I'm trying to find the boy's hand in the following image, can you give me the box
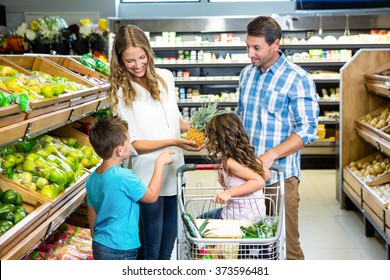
[157,151,175,166]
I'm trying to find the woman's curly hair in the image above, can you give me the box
[108,25,167,113]
[205,112,266,179]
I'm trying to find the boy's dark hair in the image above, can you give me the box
[89,116,129,160]
[247,16,282,46]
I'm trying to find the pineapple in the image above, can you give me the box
[186,102,218,147]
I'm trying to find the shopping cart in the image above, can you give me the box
[176,163,286,260]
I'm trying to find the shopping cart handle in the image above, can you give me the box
[176,163,218,177]
[270,164,284,174]
[177,164,196,177]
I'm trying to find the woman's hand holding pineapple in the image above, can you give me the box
[175,138,204,151]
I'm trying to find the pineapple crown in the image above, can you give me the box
[191,102,218,131]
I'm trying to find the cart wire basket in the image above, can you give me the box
[176,163,286,260]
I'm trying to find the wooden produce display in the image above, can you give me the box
[341,49,390,258]
[43,55,110,92]
[0,171,89,216]
[1,188,86,260]
[1,56,73,112]
[2,55,100,118]
[356,106,390,142]
[364,62,390,97]
[0,104,26,129]
[0,182,51,258]
[65,199,88,228]
[50,123,101,173]
[0,54,108,259]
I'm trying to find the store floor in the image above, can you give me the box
[184,169,388,260]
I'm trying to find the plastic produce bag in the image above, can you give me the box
[80,53,96,70]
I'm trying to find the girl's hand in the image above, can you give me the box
[212,191,231,204]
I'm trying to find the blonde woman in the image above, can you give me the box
[108,25,202,260]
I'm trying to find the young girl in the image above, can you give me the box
[204,112,271,222]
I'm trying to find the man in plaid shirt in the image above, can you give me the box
[237,16,319,260]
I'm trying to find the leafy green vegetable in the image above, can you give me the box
[240,215,278,239]
[181,212,214,238]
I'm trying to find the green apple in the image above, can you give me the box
[25,153,39,161]
[22,159,37,174]
[60,138,68,145]
[67,138,77,147]
[47,168,67,186]
[43,144,56,155]
[0,65,14,76]
[41,135,53,144]
[81,158,91,168]
[41,84,54,98]
[15,163,23,171]
[24,182,37,192]
[2,154,17,169]
[40,185,57,199]
[59,146,70,156]
[18,172,33,184]
[53,84,64,96]
[82,147,94,158]
[37,167,50,178]
[66,156,75,163]
[36,177,49,189]
[13,153,24,165]
[89,154,101,167]
[77,162,85,172]
[67,150,83,160]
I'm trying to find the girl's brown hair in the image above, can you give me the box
[108,25,167,113]
[205,112,265,179]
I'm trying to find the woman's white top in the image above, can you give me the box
[116,68,185,196]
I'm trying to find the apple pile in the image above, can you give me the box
[32,71,88,94]
[0,64,89,100]
[0,134,101,199]
[0,65,64,100]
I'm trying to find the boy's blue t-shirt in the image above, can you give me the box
[86,166,147,250]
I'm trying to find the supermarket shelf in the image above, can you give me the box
[173,76,339,85]
[178,101,237,107]
[155,62,249,68]
[156,61,346,68]
[152,43,390,51]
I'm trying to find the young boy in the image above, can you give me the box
[86,116,174,260]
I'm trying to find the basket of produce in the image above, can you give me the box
[364,63,390,97]
[0,132,100,215]
[356,105,390,142]
[0,182,51,258]
[2,55,100,110]
[0,90,29,128]
[44,55,109,92]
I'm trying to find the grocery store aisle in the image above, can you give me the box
[185,169,387,260]
[299,169,386,260]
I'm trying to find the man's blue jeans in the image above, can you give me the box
[138,195,177,260]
